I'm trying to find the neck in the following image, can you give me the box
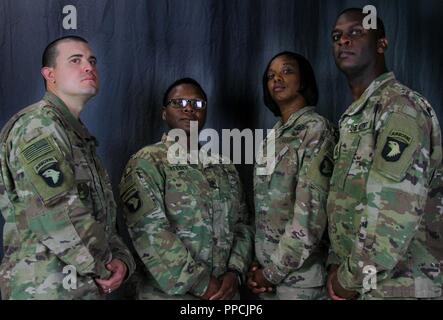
[48,88,89,119]
[346,63,388,101]
[279,96,306,124]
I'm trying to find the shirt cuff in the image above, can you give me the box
[262,264,287,285]
[188,267,211,297]
[336,259,361,291]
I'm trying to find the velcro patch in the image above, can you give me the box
[34,156,58,173]
[121,185,142,213]
[38,162,64,188]
[77,182,90,200]
[320,155,334,177]
[21,138,53,163]
[381,136,409,162]
[18,134,74,206]
[374,113,419,181]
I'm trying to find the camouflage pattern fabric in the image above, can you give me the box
[327,72,443,299]
[254,106,336,299]
[119,134,253,299]
[0,92,135,299]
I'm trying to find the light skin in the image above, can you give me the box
[41,40,99,118]
[331,11,388,100]
[42,40,127,294]
[265,55,307,124]
[95,259,128,295]
[327,11,389,300]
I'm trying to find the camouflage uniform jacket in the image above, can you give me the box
[119,134,253,299]
[254,107,336,288]
[327,72,443,298]
[0,92,135,300]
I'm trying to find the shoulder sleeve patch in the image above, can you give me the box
[119,167,159,227]
[374,112,420,181]
[17,134,74,206]
[306,137,335,192]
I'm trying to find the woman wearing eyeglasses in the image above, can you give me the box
[119,78,253,300]
[247,52,336,300]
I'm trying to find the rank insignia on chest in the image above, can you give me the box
[77,182,90,200]
[320,156,334,177]
[381,130,412,162]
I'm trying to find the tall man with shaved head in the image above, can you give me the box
[326,8,443,300]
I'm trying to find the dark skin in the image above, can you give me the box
[162,83,239,300]
[209,272,239,300]
[265,55,307,124]
[246,262,274,294]
[331,11,389,101]
[247,55,308,295]
[327,11,389,300]
[162,83,207,143]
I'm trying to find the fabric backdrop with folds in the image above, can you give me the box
[1,0,442,299]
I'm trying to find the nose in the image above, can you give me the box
[273,73,283,83]
[83,61,95,73]
[183,101,195,113]
[338,34,351,46]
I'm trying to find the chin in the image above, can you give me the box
[336,62,359,75]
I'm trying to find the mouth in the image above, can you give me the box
[82,77,97,83]
[338,51,355,59]
[272,84,286,93]
[181,117,197,122]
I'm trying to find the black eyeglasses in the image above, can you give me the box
[167,98,207,110]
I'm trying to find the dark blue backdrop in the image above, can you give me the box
[1,0,443,299]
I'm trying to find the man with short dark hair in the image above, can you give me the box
[0,36,135,299]
[326,8,443,300]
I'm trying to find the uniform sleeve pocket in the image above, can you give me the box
[373,113,419,182]
[18,134,74,206]
[120,171,159,227]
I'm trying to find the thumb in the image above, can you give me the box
[106,262,117,271]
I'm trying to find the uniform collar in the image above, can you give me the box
[344,72,395,116]
[161,132,229,168]
[43,91,94,141]
[273,106,315,135]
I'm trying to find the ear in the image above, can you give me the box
[41,67,55,83]
[377,38,388,54]
[161,107,166,121]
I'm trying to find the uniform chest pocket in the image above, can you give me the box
[72,143,92,179]
[164,165,207,216]
[331,133,361,190]
[71,144,97,210]
[331,119,373,191]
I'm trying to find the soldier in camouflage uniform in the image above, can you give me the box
[248,52,336,300]
[0,36,135,299]
[327,9,443,300]
[119,78,253,300]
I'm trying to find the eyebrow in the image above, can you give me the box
[268,62,296,71]
[332,22,363,34]
[67,54,97,61]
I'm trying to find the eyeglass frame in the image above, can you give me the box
[166,98,207,110]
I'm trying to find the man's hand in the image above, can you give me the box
[327,265,357,300]
[246,264,274,294]
[199,275,221,300]
[209,272,239,300]
[95,259,128,294]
